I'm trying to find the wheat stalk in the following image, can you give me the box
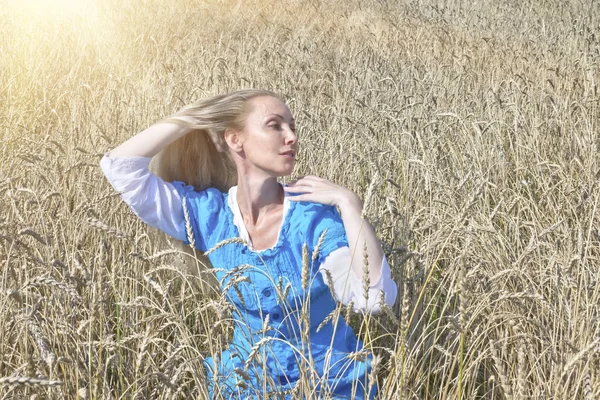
[182,196,196,249]
[312,229,328,264]
[18,227,48,245]
[204,237,247,255]
[301,243,310,292]
[490,340,513,400]
[323,268,337,300]
[25,276,81,303]
[362,242,370,306]
[244,337,274,371]
[0,376,63,387]
[87,217,130,239]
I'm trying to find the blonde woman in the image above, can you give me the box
[100,89,397,399]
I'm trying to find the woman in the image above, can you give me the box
[100,89,397,399]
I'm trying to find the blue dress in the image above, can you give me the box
[173,183,377,399]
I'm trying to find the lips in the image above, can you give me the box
[281,150,296,158]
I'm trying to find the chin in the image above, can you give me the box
[273,163,295,177]
[275,168,294,178]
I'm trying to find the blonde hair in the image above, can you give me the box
[153,89,282,192]
[150,89,283,291]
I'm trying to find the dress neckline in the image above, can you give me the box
[226,185,292,254]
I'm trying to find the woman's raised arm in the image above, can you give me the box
[109,119,195,158]
[99,116,199,241]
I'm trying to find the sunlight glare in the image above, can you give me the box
[8,0,99,19]
[6,0,110,50]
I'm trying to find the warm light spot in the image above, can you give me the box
[5,0,105,39]
[7,0,99,19]
[5,0,110,54]
[4,0,119,82]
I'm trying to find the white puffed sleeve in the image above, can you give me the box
[99,154,186,241]
[319,247,398,313]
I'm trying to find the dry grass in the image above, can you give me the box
[1,0,599,398]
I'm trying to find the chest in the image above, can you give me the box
[243,209,284,251]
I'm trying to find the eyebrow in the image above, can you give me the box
[266,114,295,124]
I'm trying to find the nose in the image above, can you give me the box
[285,126,297,145]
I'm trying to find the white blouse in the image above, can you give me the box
[100,155,397,312]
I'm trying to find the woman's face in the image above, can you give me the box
[236,96,298,177]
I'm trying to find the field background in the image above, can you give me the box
[1,0,599,398]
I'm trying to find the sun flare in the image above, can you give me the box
[5,0,112,67]
[7,0,99,18]
[6,0,104,37]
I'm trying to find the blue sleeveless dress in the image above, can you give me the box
[173,183,377,399]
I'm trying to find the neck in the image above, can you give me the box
[235,174,283,224]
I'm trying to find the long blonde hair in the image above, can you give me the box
[153,89,282,192]
[149,89,282,291]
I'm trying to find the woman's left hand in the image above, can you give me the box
[284,175,385,284]
[283,176,362,210]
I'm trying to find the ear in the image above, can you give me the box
[224,128,244,153]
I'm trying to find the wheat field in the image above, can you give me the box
[1,0,599,398]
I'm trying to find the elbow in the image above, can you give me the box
[352,281,398,315]
[99,154,111,178]
[375,283,399,314]
[384,279,399,310]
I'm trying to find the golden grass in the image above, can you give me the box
[1,0,599,398]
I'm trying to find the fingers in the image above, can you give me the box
[285,177,314,190]
[284,175,342,204]
[287,176,333,189]
[284,181,330,193]
[299,175,326,183]
[283,185,308,193]
[286,194,309,202]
